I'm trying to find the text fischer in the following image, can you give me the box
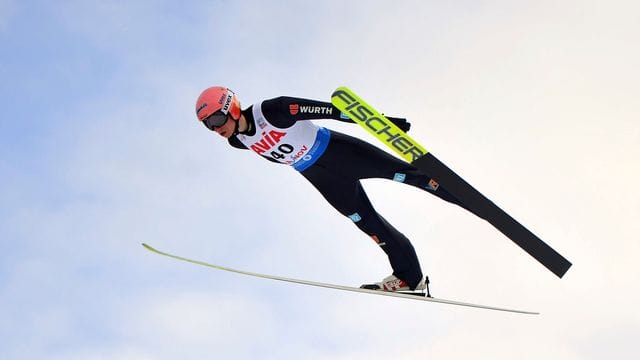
[332,90,425,162]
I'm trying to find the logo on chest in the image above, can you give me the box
[250,130,288,154]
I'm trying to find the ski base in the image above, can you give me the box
[143,243,539,315]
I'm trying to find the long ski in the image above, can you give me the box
[143,243,539,315]
[331,86,572,278]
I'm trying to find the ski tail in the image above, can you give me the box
[331,87,428,163]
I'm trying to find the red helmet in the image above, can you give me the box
[195,86,242,122]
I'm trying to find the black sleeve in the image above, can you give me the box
[260,96,344,127]
[260,96,411,131]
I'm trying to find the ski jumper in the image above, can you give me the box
[228,96,467,289]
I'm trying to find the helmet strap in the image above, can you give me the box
[232,117,241,135]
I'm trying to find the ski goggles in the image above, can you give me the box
[202,111,229,130]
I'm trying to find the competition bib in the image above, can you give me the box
[237,103,330,172]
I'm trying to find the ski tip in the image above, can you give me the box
[331,86,351,97]
[142,243,155,251]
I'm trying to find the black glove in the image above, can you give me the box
[384,115,411,132]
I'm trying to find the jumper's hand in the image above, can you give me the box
[384,115,411,132]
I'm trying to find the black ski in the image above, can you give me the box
[412,153,572,278]
[331,86,572,278]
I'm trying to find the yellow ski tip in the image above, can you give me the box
[142,243,156,252]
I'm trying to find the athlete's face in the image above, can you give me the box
[212,116,236,138]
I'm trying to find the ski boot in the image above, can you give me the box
[360,275,429,293]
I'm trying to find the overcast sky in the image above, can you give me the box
[1,0,639,359]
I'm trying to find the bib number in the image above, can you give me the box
[270,144,294,160]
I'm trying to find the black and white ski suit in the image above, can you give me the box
[228,96,465,289]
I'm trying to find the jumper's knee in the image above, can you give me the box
[348,211,389,235]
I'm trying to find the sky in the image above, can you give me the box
[1,0,639,359]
